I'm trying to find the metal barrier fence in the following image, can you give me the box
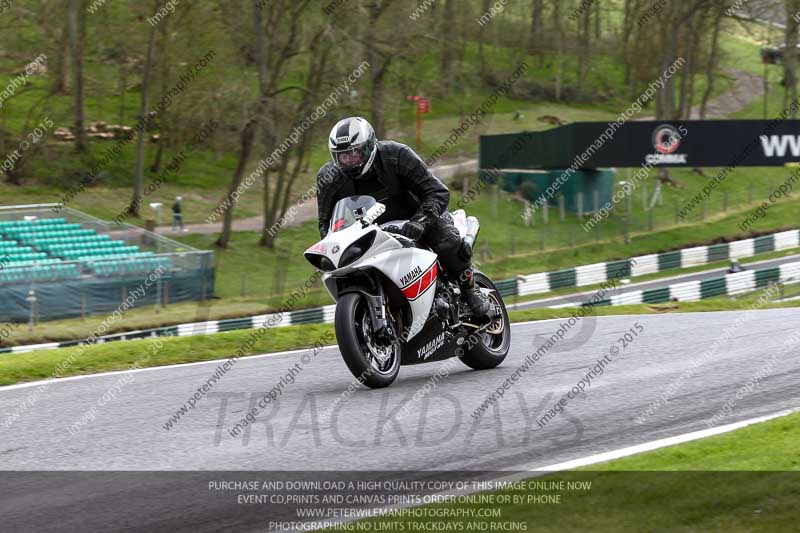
[0,204,215,321]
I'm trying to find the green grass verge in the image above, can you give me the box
[2,289,799,386]
[354,411,800,532]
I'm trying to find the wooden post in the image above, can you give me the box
[558,195,565,221]
[642,182,648,210]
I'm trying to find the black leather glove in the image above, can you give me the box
[383,225,403,235]
[400,220,426,240]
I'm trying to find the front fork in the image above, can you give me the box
[362,284,394,345]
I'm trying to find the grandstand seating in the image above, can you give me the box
[0,217,171,282]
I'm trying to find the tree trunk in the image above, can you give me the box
[363,1,392,137]
[67,0,86,152]
[622,0,633,85]
[128,0,161,218]
[439,0,455,91]
[151,19,171,173]
[51,17,70,95]
[699,9,723,119]
[216,119,257,248]
[577,6,591,84]
[594,0,601,39]
[785,0,800,116]
[656,20,678,119]
[526,0,543,54]
[478,0,490,82]
[118,59,127,125]
[554,0,563,100]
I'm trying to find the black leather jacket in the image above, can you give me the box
[316,140,449,237]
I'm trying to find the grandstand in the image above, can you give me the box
[0,204,215,322]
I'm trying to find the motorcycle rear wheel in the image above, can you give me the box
[334,292,401,389]
[459,271,511,370]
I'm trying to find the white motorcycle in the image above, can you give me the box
[304,195,510,388]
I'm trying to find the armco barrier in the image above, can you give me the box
[517,229,800,297]
[591,260,800,307]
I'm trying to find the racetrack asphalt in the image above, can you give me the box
[1,308,799,531]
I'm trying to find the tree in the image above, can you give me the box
[785,0,800,116]
[577,2,591,84]
[128,0,161,218]
[699,5,724,119]
[362,0,394,138]
[67,0,87,152]
[215,118,257,248]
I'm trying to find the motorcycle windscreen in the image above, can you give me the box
[329,195,377,233]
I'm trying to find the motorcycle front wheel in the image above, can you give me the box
[334,292,401,389]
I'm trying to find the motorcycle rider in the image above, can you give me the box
[316,116,489,317]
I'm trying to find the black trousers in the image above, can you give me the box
[419,212,472,280]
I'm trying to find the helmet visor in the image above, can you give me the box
[331,143,370,172]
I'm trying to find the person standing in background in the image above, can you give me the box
[172,196,185,232]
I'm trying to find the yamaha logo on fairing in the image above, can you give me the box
[417,332,446,360]
[400,265,422,286]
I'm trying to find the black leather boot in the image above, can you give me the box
[459,269,490,317]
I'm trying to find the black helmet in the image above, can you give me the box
[328,117,377,177]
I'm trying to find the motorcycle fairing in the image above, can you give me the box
[306,220,439,341]
[401,317,458,365]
